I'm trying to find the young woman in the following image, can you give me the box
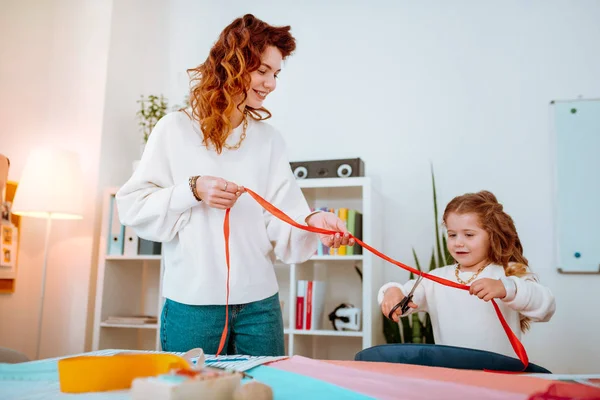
[379,190,555,358]
[117,14,353,356]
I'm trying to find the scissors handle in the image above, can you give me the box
[399,294,414,314]
[386,276,422,319]
[387,294,414,320]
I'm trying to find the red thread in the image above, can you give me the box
[216,188,529,371]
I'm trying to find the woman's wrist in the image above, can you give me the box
[189,175,202,202]
[304,210,322,225]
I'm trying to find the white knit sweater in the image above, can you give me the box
[116,111,319,305]
[378,264,556,358]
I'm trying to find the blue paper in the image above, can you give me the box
[246,365,374,400]
[0,360,59,381]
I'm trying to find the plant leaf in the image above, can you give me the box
[429,250,436,272]
[400,315,412,343]
[383,314,402,343]
[431,163,445,268]
[423,313,435,344]
[442,235,453,266]
[410,248,421,280]
[411,313,422,343]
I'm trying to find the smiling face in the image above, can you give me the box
[445,212,490,271]
[245,45,282,109]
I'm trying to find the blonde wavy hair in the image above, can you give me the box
[443,190,532,332]
[186,14,296,154]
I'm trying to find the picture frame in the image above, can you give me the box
[1,200,12,225]
[0,181,19,292]
[0,224,17,274]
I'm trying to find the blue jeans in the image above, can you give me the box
[160,292,285,356]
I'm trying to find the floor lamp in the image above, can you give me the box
[11,148,84,360]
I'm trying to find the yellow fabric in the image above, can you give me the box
[57,353,190,393]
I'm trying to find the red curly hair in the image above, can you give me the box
[442,190,533,332]
[187,14,296,154]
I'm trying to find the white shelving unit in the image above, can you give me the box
[277,177,384,360]
[92,177,383,359]
[92,187,164,351]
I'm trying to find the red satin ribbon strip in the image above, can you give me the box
[216,209,231,355]
[216,188,529,371]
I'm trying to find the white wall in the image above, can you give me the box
[0,0,113,359]
[2,0,599,374]
[98,0,171,191]
[157,0,600,373]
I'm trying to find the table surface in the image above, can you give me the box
[2,350,599,400]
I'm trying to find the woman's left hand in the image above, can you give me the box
[305,212,355,249]
[469,278,507,301]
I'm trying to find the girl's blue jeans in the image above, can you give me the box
[160,292,285,356]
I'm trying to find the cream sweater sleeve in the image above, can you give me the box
[263,132,319,264]
[501,274,556,322]
[116,115,198,242]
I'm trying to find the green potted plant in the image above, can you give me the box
[132,95,168,172]
[383,164,453,344]
[136,94,168,145]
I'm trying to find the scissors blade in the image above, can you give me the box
[407,274,423,297]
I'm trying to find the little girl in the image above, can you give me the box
[379,190,555,358]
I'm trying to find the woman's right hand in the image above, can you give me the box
[195,176,245,209]
[381,287,417,322]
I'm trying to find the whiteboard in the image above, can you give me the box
[551,99,600,273]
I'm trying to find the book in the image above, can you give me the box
[295,280,306,329]
[305,280,327,330]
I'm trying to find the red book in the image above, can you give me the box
[296,280,306,329]
[306,281,313,330]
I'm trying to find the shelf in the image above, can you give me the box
[284,329,363,337]
[100,322,158,329]
[297,177,369,189]
[105,255,162,261]
[310,255,363,261]
[276,255,363,267]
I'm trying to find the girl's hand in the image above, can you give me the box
[381,287,417,322]
[469,278,507,301]
[195,176,244,209]
[305,211,355,249]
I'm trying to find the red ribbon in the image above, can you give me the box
[216,188,529,371]
[217,208,231,355]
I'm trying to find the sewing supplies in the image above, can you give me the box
[57,353,190,393]
[131,367,243,400]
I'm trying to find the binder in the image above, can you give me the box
[123,226,139,256]
[138,238,161,255]
[107,195,125,255]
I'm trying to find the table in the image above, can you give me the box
[1,350,599,399]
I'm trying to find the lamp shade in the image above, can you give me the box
[12,148,84,220]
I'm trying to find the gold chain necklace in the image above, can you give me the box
[224,115,248,150]
[455,263,488,285]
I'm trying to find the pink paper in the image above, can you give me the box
[269,356,527,400]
